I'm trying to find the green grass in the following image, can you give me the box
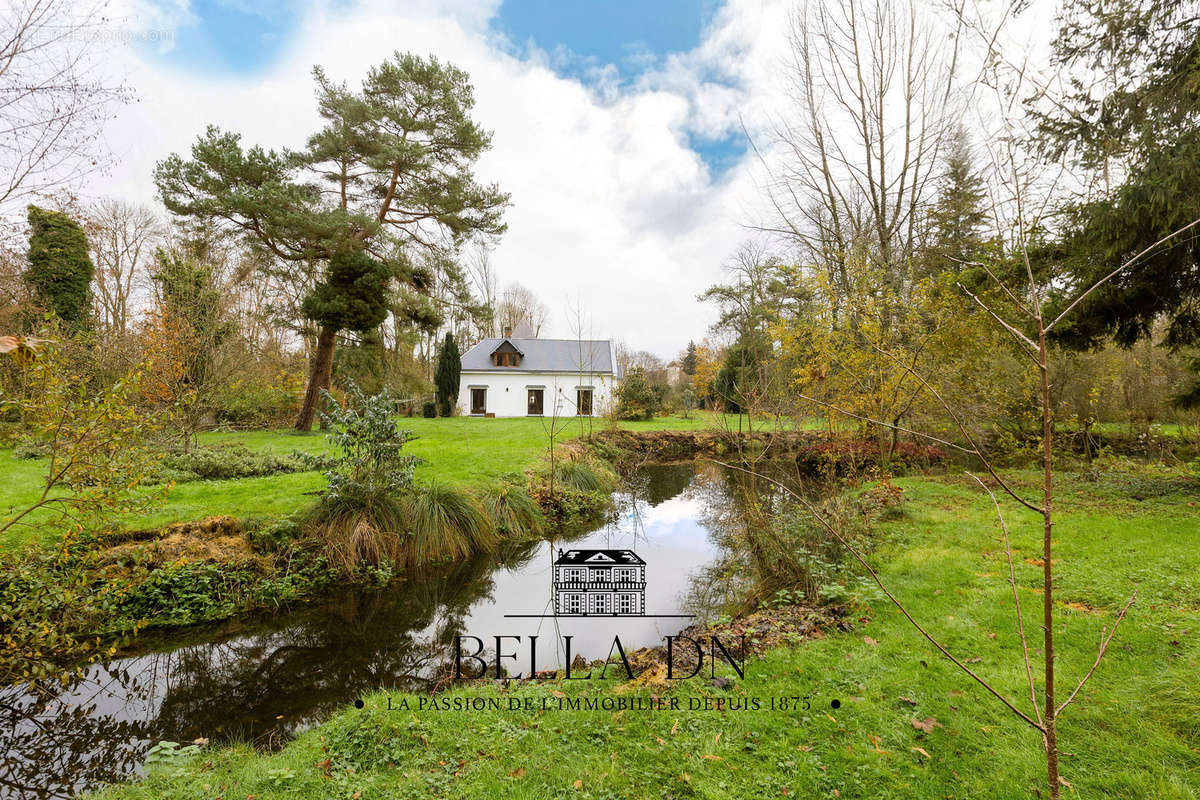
[1,413,791,548]
[89,469,1200,799]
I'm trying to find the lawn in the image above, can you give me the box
[88,468,1200,799]
[1,412,810,548]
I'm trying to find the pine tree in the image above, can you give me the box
[434,332,461,416]
[922,128,987,278]
[681,340,697,375]
[23,206,94,326]
[1034,1,1200,402]
[154,53,509,431]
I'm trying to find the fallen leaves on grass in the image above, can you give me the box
[911,717,942,733]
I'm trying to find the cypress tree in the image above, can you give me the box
[434,332,461,416]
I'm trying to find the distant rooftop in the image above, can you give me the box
[461,337,618,375]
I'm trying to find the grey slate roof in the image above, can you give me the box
[460,338,618,376]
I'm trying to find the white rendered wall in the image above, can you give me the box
[457,371,615,418]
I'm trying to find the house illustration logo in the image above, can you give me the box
[553,548,646,616]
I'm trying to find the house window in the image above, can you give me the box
[618,594,636,614]
[592,567,609,583]
[576,388,593,416]
[527,388,544,415]
[615,567,636,583]
[492,351,521,367]
[590,594,611,614]
[566,594,583,614]
[470,388,486,415]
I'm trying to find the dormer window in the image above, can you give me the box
[489,340,524,367]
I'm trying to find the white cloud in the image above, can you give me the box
[85,0,789,357]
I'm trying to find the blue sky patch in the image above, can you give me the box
[142,0,747,174]
[146,0,299,75]
[494,0,745,175]
[493,0,719,83]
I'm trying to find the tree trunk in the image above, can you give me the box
[1038,327,1059,800]
[296,325,337,431]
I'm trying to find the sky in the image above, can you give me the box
[82,0,797,358]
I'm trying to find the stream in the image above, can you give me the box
[0,461,816,799]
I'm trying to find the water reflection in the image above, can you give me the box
[0,462,734,800]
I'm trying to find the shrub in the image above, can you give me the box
[530,484,608,526]
[308,382,421,505]
[154,444,307,483]
[1,336,170,539]
[211,373,303,428]
[11,440,46,459]
[615,367,658,420]
[301,383,422,573]
[0,537,112,683]
[248,517,302,552]
[422,401,437,418]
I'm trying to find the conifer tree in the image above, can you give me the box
[23,206,94,326]
[434,332,461,416]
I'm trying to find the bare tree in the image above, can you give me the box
[760,0,961,322]
[496,282,549,337]
[567,293,597,435]
[87,199,165,333]
[466,243,498,338]
[0,0,131,217]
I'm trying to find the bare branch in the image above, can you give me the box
[968,471,1042,726]
[712,459,1045,732]
[958,282,1039,355]
[1055,593,1136,716]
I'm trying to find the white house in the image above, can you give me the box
[457,330,620,418]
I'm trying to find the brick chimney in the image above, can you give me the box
[502,325,512,337]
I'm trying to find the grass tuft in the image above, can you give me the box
[484,483,545,538]
[304,495,406,575]
[552,460,617,494]
[401,483,496,566]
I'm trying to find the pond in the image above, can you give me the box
[0,461,819,799]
